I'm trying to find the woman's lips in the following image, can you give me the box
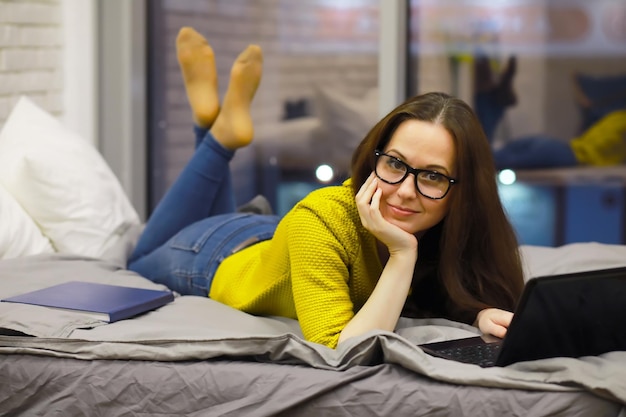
[388,204,418,217]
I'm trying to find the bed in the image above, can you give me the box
[1,241,626,416]
[1,98,626,417]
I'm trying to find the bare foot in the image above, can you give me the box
[210,44,263,150]
[176,27,219,128]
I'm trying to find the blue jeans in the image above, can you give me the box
[475,91,506,143]
[493,135,578,170]
[128,127,279,296]
[475,92,578,170]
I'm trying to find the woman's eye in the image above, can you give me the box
[423,172,445,182]
[386,158,405,171]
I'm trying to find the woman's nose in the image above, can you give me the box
[396,174,418,198]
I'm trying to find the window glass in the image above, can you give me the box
[148,0,379,215]
[409,0,626,142]
[408,0,626,246]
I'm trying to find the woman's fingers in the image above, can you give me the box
[370,187,382,211]
[476,308,513,338]
[356,173,377,203]
[356,174,378,222]
[355,172,417,253]
[356,174,384,227]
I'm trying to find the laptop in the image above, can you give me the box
[419,266,626,367]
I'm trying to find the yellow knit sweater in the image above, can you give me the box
[209,180,382,348]
[570,110,626,166]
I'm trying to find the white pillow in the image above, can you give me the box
[313,85,379,171]
[0,183,55,259]
[0,96,140,258]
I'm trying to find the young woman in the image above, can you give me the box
[128,27,525,349]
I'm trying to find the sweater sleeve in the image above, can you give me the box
[286,202,357,348]
[570,110,626,166]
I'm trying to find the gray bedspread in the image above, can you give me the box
[2,354,623,417]
[1,243,626,416]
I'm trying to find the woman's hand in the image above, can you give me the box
[355,173,417,254]
[475,308,513,339]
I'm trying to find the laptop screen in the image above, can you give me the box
[496,266,626,366]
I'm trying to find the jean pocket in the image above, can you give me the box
[169,213,279,257]
[169,213,251,252]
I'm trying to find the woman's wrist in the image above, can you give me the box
[386,245,418,260]
[473,308,486,327]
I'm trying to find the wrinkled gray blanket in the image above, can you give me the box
[1,242,626,407]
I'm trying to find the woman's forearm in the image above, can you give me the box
[337,250,416,345]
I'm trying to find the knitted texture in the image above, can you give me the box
[571,110,626,166]
[210,180,382,348]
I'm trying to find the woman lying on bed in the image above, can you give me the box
[128,27,524,349]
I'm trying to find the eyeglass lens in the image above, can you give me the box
[375,154,449,198]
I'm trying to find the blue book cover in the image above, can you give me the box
[1,281,175,323]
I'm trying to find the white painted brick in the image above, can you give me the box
[15,70,55,92]
[0,72,14,94]
[0,1,61,25]
[0,24,20,47]
[20,26,62,46]
[0,48,60,71]
[50,68,63,89]
[1,49,39,71]
[37,48,61,69]
[0,1,64,128]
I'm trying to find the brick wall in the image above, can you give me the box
[0,0,63,129]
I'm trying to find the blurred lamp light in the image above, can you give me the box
[316,164,334,183]
[498,169,516,185]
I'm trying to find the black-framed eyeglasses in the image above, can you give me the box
[374,150,457,200]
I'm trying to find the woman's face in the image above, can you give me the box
[377,119,457,237]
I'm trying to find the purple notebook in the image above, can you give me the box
[1,281,174,323]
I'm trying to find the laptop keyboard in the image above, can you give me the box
[437,342,502,367]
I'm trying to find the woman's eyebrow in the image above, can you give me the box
[425,164,451,174]
[386,149,452,175]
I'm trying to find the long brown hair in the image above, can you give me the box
[351,92,524,323]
